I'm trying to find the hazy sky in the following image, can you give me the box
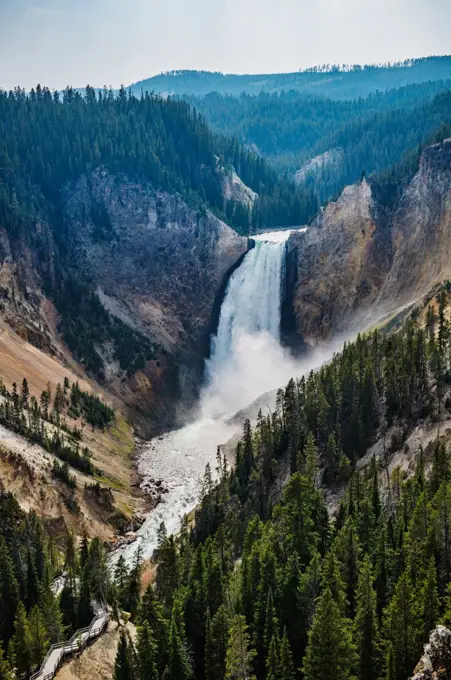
[0,0,450,90]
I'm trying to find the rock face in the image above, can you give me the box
[62,169,248,429]
[411,625,451,680]
[288,139,451,345]
[380,140,451,303]
[0,168,248,433]
[64,169,247,355]
[288,179,389,345]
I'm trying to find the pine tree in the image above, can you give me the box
[26,548,39,609]
[126,548,143,619]
[278,629,295,680]
[0,537,19,645]
[28,606,49,669]
[302,587,357,680]
[156,535,179,614]
[354,556,381,680]
[225,615,256,680]
[0,644,13,680]
[384,572,420,680]
[169,610,192,680]
[385,642,396,680]
[40,588,65,643]
[136,622,158,680]
[263,587,278,656]
[420,558,439,642]
[77,568,94,628]
[60,583,78,635]
[205,609,215,680]
[304,432,318,484]
[210,604,231,680]
[139,585,169,676]
[10,602,32,677]
[321,551,347,614]
[80,532,89,569]
[266,634,279,680]
[114,628,135,680]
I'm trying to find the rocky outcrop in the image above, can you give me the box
[288,179,390,344]
[0,168,248,434]
[294,147,344,185]
[288,139,451,345]
[380,140,451,303]
[411,625,451,680]
[63,168,248,428]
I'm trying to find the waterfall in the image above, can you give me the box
[207,235,286,377]
[114,229,296,564]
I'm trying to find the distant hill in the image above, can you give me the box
[129,56,451,99]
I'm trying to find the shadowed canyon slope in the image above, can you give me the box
[0,169,248,433]
[63,169,248,422]
[288,138,451,345]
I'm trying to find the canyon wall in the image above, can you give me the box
[288,139,451,345]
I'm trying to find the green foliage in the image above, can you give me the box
[56,281,157,379]
[0,86,316,243]
[225,615,256,680]
[134,58,451,99]
[183,82,451,206]
[0,644,13,680]
[303,586,357,680]
[114,629,135,680]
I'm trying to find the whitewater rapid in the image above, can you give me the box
[117,230,300,563]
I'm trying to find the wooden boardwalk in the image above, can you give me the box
[30,603,109,680]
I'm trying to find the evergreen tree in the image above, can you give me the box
[265,635,279,680]
[354,556,381,680]
[278,629,295,680]
[209,605,231,680]
[302,587,357,680]
[10,603,32,677]
[156,536,179,614]
[0,537,19,645]
[28,606,49,669]
[169,610,192,680]
[205,609,215,680]
[0,644,13,680]
[114,628,135,680]
[263,587,278,656]
[225,615,256,680]
[139,586,169,676]
[136,622,158,680]
[384,572,420,680]
[420,559,439,641]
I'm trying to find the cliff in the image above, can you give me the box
[288,139,451,345]
[411,626,451,680]
[0,169,248,433]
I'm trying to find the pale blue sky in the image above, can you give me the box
[0,0,450,90]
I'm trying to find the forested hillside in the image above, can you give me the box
[0,85,316,239]
[130,56,451,99]
[184,87,451,203]
[0,493,111,678]
[0,86,316,415]
[106,289,451,680]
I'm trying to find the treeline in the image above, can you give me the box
[0,85,316,238]
[110,289,451,680]
[185,87,451,204]
[0,373,114,477]
[131,56,451,99]
[0,494,110,678]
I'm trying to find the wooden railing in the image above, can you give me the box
[29,603,109,680]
